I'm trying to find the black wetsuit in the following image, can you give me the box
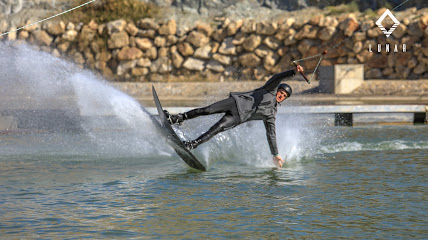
[185,69,296,155]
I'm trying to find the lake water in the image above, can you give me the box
[1,125,427,239]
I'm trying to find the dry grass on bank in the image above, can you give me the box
[61,0,159,24]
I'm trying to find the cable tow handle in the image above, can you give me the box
[292,61,311,84]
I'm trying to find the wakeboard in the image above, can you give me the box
[151,86,206,171]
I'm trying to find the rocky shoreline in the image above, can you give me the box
[0,7,427,83]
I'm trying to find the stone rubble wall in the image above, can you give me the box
[1,11,427,82]
[0,0,59,15]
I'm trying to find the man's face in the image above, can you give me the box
[276,89,288,103]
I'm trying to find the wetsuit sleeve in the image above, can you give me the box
[263,116,278,156]
[263,70,296,92]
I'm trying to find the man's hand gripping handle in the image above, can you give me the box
[292,62,310,84]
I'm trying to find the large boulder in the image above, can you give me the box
[218,37,237,55]
[57,41,70,53]
[367,28,381,38]
[367,55,388,68]
[138,18,159,30]
[125,23,139,36]
[241,20,256,34]
[88,19,99,31]
[360,20,374,32]
[187,31,209,48]
[213,54,231,65]
[353,41,363,53]
[135,38,153,51]
[158,47,169,58]
[263,36,281,49]
[392,24,407,38]
[117,60,137,76]
[254,45,271,58]
[256,22,277,35]
[227,20,243,36]
[282,29,297,45]
[33,30,53,46]
[182,57,205,71]
[145,46,158,60]
[196,22,213,37]
[239,53,261,67]
[137,58,151,67]
[158,19,177,35]
[46,21,65,36]
[353,32,366,41]
[319,16,339,28]
[78,26,96,49]
[72,51,85,65]
[170,46,184,68]
[117,47,143,61]
[150,57,172,73]
[131,67,149,76]
[318,26,336,41]
[194,45,212,59]
[232,33,247,45]
[95,51,111,62]
[108,31,129,49]
[356,50,373,63]
[342,17,359,37]
[62,30,78,41]
[211,29,227,42]
[154,36,166,47]
[137,29,156,39]
[274,19,295,40]
[206,60,225,72]
[107,19,127,35]
[242,34,262,52]
[177,42,194,56]
[295,25,318,40]
[166,35,178,46]
[263,53,279,71]
[18,30,29,40]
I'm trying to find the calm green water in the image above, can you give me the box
[0,125,427,239]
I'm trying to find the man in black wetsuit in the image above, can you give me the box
[165,65,304,167]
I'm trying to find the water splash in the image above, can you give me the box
[320,140,428,154]
[4,41,418,170]
[0,42,164,158]
[176,112,328,168]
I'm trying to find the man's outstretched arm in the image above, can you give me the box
[263,70,295,92]
[263,117,285,167]
[263,65,304,92]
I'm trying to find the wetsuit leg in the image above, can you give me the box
[187,97,240,147]
[167,97,237,125]
[185,97,236,119]
[182,97,241,149]
[193,112,240,145]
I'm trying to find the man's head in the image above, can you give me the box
[276,84,292,103]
